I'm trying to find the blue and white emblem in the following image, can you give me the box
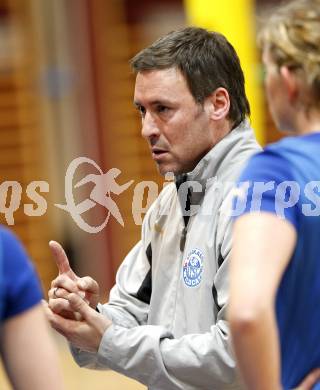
[183,248,204,287]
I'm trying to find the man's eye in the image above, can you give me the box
[156,105,169,113]
[137,106,146,116]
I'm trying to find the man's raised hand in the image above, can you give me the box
[48,241,100,318]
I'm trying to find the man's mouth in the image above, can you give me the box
[151,148,168,160]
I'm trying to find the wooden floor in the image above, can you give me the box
[0,332,146,390]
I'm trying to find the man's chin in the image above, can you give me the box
[157,163,178,176]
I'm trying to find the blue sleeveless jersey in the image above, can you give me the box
[236,133,320,389]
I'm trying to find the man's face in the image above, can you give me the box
[134,68,215,175]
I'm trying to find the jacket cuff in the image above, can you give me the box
[97,324,121,370]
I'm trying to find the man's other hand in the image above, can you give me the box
[43,293,112,353]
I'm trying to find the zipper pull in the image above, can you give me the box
[180,226,187,252]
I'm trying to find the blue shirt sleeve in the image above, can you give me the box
[233,150,300,230]
[0,227,43,321]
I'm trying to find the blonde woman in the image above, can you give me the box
[229,1,320,389]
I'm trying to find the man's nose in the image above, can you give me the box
[141,112,160,139]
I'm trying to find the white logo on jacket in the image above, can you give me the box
[182,248,204,287]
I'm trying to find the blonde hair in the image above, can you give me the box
[258,0,320,101]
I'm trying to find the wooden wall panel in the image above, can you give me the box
[0,0,56,293]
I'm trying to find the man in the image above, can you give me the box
[45,27,260,390]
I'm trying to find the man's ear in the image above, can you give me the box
[205,87,230,120]
[280,66,298,103]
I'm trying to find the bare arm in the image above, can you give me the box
[1,303,64,390]
[229,212,296,390]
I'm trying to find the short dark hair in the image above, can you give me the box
[130,26,250,126]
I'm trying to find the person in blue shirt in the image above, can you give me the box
[229,1,320,389]
[0,226,64,389]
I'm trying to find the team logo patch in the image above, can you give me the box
[183,248,204,287]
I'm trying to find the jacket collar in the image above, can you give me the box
[174,120,257,208]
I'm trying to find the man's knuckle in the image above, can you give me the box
[69,293,81,309]
[58,289,68,298]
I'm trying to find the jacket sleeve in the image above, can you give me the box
[95,310,240,390]
[71,210,243,390]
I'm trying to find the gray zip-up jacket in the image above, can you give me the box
[71,121,260,390]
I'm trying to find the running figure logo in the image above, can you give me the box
[55,157,133,233]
